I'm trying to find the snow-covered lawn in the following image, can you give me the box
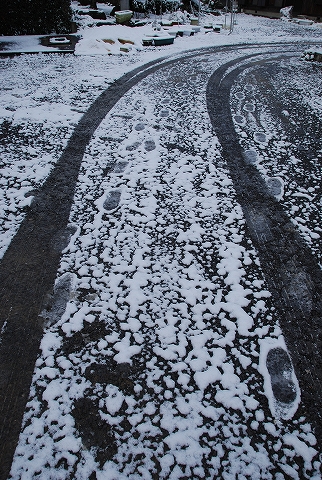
[1,13,322,479]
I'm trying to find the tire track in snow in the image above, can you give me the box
[245,63,322,262]
[0,53,198,480]
[11,48,317,479]
[206,53,322,445]
[0,43,314,478]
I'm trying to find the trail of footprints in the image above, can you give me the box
[11,53,321,479]
[103,121,157,213]
[232,81,284,200]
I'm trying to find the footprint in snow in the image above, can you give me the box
[135,122,145,131]
[244,102,255,112]
[103,190,121,211]
[266,177,284,200]
[40,273,73,328]
[266,347,297,404]
[126,141,141,151]
[50,224,77,252]
[112,161,128,173]
[160,109,169,118]
[72,397,117,467]
[243,149,258,165]
[234,114,245,125]
[254,132,267,143]
[71,354,137,469]
[235,92,245,100]
[144,139,156,151]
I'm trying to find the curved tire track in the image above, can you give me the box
[206,53,322,444]
[0,42,319,478]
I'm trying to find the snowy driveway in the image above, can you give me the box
[0,43,322,479]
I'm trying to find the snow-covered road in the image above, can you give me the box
[0,42,320,479]
[1,13,322,479]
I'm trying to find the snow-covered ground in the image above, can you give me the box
[1,13,322,480]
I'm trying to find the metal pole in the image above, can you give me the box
[229,0,234,33]
[224,0,228,29]
[229,0,237,34]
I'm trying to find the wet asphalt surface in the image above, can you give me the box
[0,43,322,478]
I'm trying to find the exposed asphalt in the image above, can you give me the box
[0,42,321,478]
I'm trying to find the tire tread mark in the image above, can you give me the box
[206,53,322,444]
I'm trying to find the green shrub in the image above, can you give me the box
[1,0,73,35]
